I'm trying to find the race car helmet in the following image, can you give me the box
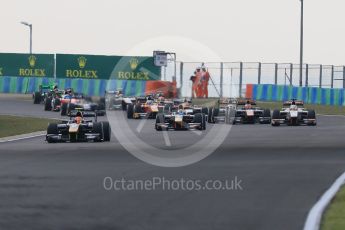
[65,88,72,94]
[75,111,83,124]
[244,101,252,109]
[290,104,298,110]
[116,89,123,96]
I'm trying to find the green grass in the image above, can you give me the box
[192,98,345,116]
[0,115,57,138]
[321,185,345,230]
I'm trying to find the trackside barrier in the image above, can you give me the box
[246,84,345,106]
[0,76,175,97]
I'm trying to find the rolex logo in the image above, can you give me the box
[28,55,36,68]
[78,56,87,69]
[129,58,139,70]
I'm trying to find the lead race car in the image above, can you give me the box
[46,110,111,143]
[271,99,317,126]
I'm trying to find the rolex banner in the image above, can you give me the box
[0,53,54,78]
[56,54,161,80]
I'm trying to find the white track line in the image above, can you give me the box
[162,131,171,146]
[317,114,345,117]
[304,171,345,230]
[136,119,147,133]
[0,131,46,143]
[191,130,203,136]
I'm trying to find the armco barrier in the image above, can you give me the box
[0,76,174,97]
[246,84,345,106]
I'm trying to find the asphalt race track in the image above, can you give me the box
[1,97,345,230]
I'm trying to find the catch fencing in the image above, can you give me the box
[163,61,345,98]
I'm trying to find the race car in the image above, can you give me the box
[44,90,64,112]
[127,98,161,119]
[230,99,271,124]
[104,89,135,110]
[207,98,237,123]
[271,99,316,126]
[33,83,58,104]
[155,109,207,131]
[60,89,105,116]
[165,98,209,115]
[46,110,111,143]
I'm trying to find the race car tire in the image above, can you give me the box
[272,109,280,119]
[61,103,67,116]
[93,122,104,142]
[98,102,106,111]
[127,104,134,119]
[307,110,316,119]
[208,107,214,123]
[163,104,171,114]
[44,98,52,111]
[259,109,271,124]
[263,109,271,118]
[307,110,317,126]
[53,98,61,111]
[121,101,127,111]
[201,107,209,115]
[33,92,41,104]
[46,123,58,143]
[99,97,106,105]
[155,113,165,131]
[271,109,280,126]
[194,113,206,130]
[212,108,219,123]
[134,103,142,113]
[101,121,111,141]
[67,103,75,115]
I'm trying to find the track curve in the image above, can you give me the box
[0,96,345,230]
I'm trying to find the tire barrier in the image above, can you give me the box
[0,76,175,97]
[246,84,345,106]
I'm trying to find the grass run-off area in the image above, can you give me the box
[192,98,345,116]
[0,115,56,138]
[321,185,345,230]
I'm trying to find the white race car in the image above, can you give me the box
[271,100,316,126]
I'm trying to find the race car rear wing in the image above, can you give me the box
[69,110,97,121]
[237,99,256,106]
[39,84,53,90]
[283,100,304,106]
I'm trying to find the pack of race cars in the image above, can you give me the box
[33,84,105,116]
[40,85,317,143]
[115,90,317,130]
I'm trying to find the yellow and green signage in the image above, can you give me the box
[56,54,161,80]
[0,53,161,80]
[0,53,54,78]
